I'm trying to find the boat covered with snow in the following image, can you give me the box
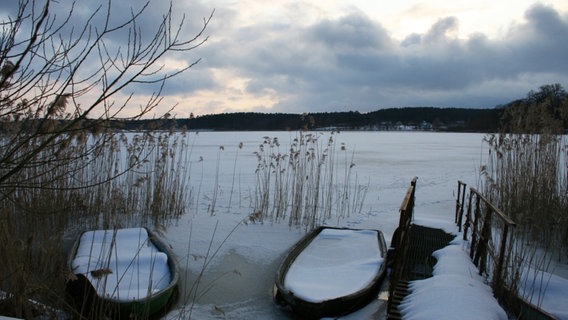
[273,226,388,319]
[66,227,178,319]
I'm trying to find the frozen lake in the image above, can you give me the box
[161,131,488,319]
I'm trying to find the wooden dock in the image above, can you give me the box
[384,179,556,320]
[387,224,455,319]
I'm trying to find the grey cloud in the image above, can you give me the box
[268,4,568,111]
[504,4,568,74]
[524,3,567,35]
[422,17,459,43]
[307,11,393,51]
[401,34,421,47]
[4,1,568,114]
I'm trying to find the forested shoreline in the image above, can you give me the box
[123,107,503,132]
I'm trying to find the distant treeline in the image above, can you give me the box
[124,107,503,132]
[4,84,567,133]
[130,84,568,132]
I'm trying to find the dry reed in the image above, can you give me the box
[251,131,368,230]
[0,128,191,317]
[480,84,568,307]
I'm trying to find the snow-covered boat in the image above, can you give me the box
[67,227,179,319]
[273,226,388,319]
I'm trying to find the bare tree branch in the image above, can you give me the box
[1,0,212,187]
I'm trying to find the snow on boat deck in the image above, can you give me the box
[71,227,171,302]
[283,228,383,303]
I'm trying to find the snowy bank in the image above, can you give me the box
[399,237,508,320]
[520,266,568,319]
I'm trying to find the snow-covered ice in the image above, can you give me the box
[154,131,568,319]
[520,267,568,319]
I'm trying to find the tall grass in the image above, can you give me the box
[480,85,568,307]
[483,133,567,251]
[251,132,368,230]
[482,133,567,297]
[0,129,191,317]
[483,138,567,252]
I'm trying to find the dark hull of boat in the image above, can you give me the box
[273,226,388,319]
[66,228,179,320]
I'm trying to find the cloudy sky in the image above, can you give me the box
[3,0,568,117]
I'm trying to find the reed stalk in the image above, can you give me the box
[227,142,243,211]
[208,146,224,216]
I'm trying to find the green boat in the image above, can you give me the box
[274,226,388,319]
[67,227,179,319]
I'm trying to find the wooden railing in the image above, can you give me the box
[454,181,516,300]
[455,182,560,319]
[387,176,418,314]
[455,180,467,232]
